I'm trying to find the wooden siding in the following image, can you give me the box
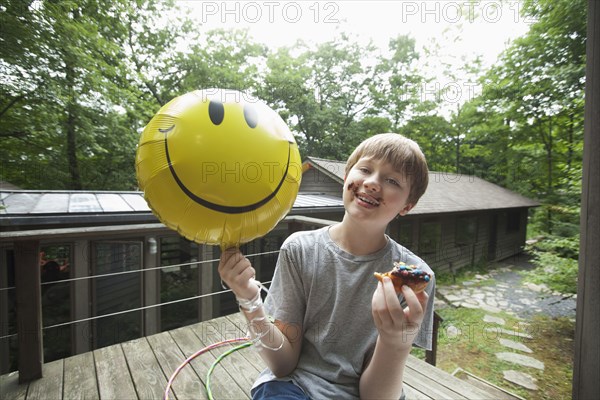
[299,168,343,197]
[390,209,529,275]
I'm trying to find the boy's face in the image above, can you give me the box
[343,156,414,226]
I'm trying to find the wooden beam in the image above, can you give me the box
[573,2,600,399]
[14,240,43,382]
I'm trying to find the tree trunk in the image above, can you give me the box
[546,117,554,233]
[65,57,81,190]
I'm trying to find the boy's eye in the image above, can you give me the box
[386,178,400,186]
[359,167,370,173]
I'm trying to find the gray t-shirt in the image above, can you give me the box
[252,227,436,399]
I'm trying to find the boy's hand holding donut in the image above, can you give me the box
[371,268,429,350]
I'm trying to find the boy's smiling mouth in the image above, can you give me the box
[356,192,380,206]
[347,181,382,207]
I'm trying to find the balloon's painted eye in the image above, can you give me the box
[244,105,258,129]
[209,100,225,125]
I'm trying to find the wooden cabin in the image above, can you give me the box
[301,156,540,273]
[0,158,538,376]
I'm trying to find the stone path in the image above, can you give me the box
[435,257,576,394]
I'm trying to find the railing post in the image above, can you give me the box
[14,239,43,382]
[425,312,443,366]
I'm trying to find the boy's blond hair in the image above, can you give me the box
[345,133,429,206]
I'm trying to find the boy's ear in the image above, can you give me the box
[398,203,414,217]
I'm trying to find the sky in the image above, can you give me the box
[179,0,534,110]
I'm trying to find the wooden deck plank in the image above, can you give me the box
[121,338,167,400]
[202,318,260,393]
[63,351,99,399]
[146,327,206,400]
[169,323,249,399]
[406,355,496,399]
[403,364,467,400]
[0,371,27,400]
[0,314,498,400]
[26,359,63,400]
[224,313,266,373]
[94,345,137,400]
[403,383,434,400]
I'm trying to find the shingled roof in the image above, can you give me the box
[303,157,539,214]
[1,156,539,229]
[0,191,344,228]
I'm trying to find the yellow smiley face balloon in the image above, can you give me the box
[135,89,302,248]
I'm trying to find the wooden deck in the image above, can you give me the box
[1,313,494,400]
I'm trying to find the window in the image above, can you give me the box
[0,248,17,374]
[419,221,441,254]
[506,210,521,233]
[456,216,477,244]
[40,244,72,362]
[398,222,413,250]
[93,241,142,348]
[160,236,200,331]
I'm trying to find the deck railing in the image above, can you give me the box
[1,215,441,383]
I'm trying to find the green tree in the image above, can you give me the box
[371,35,423,132]
[261,34,378,160]
[464,0,586,234]
[0,0,191,190]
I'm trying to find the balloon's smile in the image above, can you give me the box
[161,124,292,214]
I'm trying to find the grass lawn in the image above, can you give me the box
[413,264,575,400]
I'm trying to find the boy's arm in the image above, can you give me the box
[359,279,429,399]
[240,306,303,377]
[218,248,303,377]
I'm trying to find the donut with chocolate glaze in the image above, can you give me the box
[374,261,431,294]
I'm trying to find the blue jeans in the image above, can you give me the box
[251,381,405,400]
[251,381,310,399]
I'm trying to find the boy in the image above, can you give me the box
[218,133,435,399]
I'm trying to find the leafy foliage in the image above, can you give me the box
[523,235,579,294]
[0,0,586,264]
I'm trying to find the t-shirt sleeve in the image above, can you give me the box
[263,242,307,330]
[413,271,436,351]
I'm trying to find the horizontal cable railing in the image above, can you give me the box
[0,216,340,380]
[0,282,272,341]
[0,249,282,341]
[44,280,273,331]
[0,250,281,292]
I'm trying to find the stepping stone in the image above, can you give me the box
[480,303,503,314]
[503,370,538,390]
[485,298,498,307]
[434,298,449,310]
[460,302,480,309]
[445,325,461,338]
[499,338,533,353]
[485,327,533,339]
[496,352,545,370]
[524,282,549,293]
[444,294,463,302]
[484,315,505,325]
[472,293,486,300]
